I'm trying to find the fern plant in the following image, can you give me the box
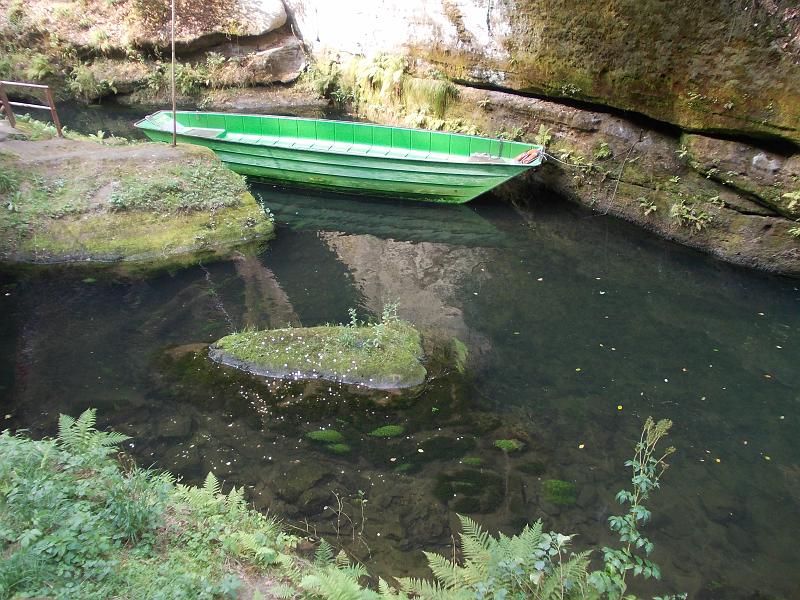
[401,516,593,600]
[57,408,129,457]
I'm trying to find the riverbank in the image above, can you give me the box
[0,408,680,599]
[0,125,274,273]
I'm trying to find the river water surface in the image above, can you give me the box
[1,112,799,598]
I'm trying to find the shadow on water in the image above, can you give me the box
[2,106,800,598]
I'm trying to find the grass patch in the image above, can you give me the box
[212,316,426,389]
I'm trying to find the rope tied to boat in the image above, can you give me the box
[515,148,588,169]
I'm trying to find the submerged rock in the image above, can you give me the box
[433,468,505,514]
[209,319,427,389]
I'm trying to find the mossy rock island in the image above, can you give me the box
[209,319,427,389]
[0,129,274,272]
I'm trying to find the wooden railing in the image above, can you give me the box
[0,80,63,137]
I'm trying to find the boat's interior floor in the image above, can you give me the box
[177,125,513,165]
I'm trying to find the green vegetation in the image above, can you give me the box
[450,338,469,374]
[325,443,351,454]
[0,127,273,268]
[669,197,713,231]
[213,309,426,389]
[306,430,346,443]
[789,225,800,239]
[534,123,553,147]
[638,196,658,216]
[494,438,525,453]
[594,142,613,160]
[1,412,683,599]
[368,425,405,438]
[784,191,800,214]
[542,479,578,506]
[0,409,295,599]
[307,54,467,133]
[305,417,683,600]
[108,161,247,213]
[461,456,484,466]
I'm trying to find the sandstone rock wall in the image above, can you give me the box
[285,0,800,145]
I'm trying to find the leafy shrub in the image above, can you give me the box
[90,29,113,53]
[535,124,553,147]
[670,197,712,231]
[594,141,613,160]
[308,60,344,99]
[0,409,292,599]
[638,196,658,216]
[24,53,52,81]
[68,63,114,101]
[174,62,209,95]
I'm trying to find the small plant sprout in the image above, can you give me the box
[534,123,553,147]
[670,197,712,231]
[594,142,613,160]
[783,190,800,213]
[638,196,658,216]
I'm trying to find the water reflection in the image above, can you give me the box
[0,189,798,598]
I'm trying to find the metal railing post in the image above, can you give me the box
[0,80,63,137]
[44,87,62,137]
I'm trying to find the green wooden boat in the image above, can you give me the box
[134,111,543,204]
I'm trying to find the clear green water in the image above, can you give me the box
[1,183,799,597]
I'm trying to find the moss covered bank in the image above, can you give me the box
[0,125,274,272]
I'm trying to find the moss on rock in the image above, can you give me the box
[209,319,427,389]
[368,425,406,438]
[305,430,345,443]
[494,439,525,453]
[0,135,274,272]
[542,479,577,506]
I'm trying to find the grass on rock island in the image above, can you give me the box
[0,410,685,599]
[210,308,427,389]
[0,117,274,271]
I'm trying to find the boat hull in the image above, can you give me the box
[136,112,542,204]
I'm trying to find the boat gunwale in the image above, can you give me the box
[134,111,545,169]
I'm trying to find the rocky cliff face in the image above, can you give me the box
[285,0,800,276]
[286,0,800,145]
[0,0,307,100]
